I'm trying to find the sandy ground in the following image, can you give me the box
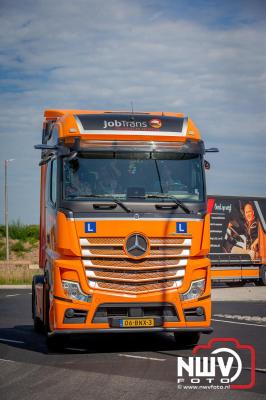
[211,286,266,301]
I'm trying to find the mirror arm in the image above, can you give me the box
[39,154,57,166]
[34,144,58,150]
[205,148,219,153]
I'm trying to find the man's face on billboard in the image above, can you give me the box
[244,204,255,224]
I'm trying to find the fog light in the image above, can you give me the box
[181,279,205,301]
[196,307,204,316]
[65,308,75,318]
[62,280,92,302]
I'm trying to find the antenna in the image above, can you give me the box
[130,101,134,120]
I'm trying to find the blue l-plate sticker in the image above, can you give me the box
[85,222,96,233]
[176,222,187,233]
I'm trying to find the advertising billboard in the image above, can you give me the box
[208,196,266,266]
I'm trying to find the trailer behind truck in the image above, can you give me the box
[208,195,266,286]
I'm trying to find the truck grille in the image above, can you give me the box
[93,303,179,323]
[80,236,191,294]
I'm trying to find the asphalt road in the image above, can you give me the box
[0,289,265,400]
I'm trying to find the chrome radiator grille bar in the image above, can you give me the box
[80,237,191,294]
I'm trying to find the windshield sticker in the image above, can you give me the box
[176,222,187,233]
[85,222,96,233]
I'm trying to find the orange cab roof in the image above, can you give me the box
[43,109,201,142]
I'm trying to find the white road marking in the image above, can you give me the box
[245,367,266,373]
[118,354,165,362]
[212,318,266,327]
[214,314,266,323]
[6,294,20,297]
[0,358,15,363]
[66,347,88,352]
[0,338,25,344]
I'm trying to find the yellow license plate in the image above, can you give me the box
[120,318,154,327]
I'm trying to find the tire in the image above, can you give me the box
[174,332,201,347]
[44,282,67,353]
[226,281,245,287]
[254,265,266,286]
[32,275,44,333]
[44,281,51,333]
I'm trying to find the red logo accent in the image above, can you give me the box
[149,119,162,129]
[207,198,215,214]
[193,338,256,390]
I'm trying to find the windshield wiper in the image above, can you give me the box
[144,194,191,214]
[68,194,132,213]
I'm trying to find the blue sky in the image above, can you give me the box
[0,0,266,223]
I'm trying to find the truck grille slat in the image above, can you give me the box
[81,248,189,257]
[81,237,191,246]
[90,279,182,293]
[80,236,191,293]
[86,268,185,282]
[83,258,187,269]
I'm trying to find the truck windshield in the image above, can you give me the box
[63,152,204,202]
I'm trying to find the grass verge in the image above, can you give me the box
[0,265,42,285]
[0,221,39,243]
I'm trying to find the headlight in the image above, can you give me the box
[181,279,205,301]
[62,280,92,302]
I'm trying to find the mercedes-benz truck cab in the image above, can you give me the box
[33,109,214,350]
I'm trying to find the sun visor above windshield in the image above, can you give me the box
[58,138,205,154]
[74,114,188,137]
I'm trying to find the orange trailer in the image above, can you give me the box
[33,109,214,350]
[208,196,266,286]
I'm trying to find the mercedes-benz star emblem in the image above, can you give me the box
[125,234,148,258]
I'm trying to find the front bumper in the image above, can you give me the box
[48,326,213,336]
[51,257,212,332]
[50,292,211,332]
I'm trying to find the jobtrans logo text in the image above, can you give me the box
[103,119,148,129]
[177,338,255,390]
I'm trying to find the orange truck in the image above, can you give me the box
[208,196,266,286]
[33,109,216,350]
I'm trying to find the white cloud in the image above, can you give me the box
[0,0,265,222]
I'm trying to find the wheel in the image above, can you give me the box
[174,332,201,347]
[32,275,44,333]
[44,282,67,353]
[44,281,50,333]
[254,265,266,286]
[226,281,245,287]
